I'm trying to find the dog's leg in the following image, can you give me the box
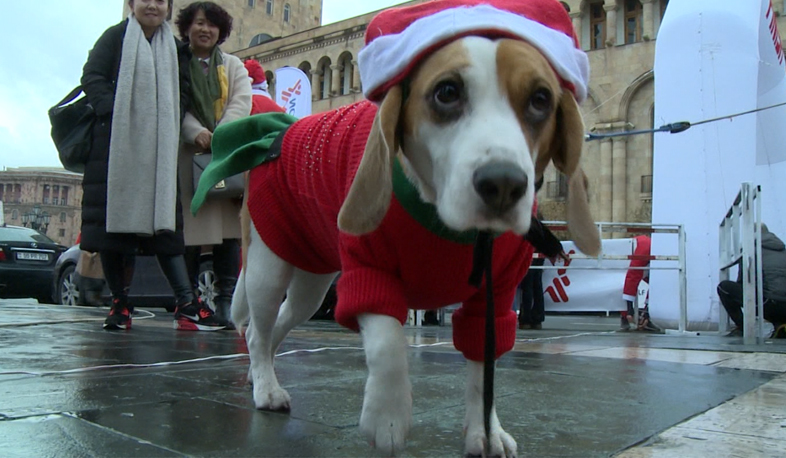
[271,270,338,356]
[463,360,517,458]
[245,225,294,411]
[358,313,412,456]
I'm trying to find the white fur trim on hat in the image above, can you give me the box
[358,4,589,103]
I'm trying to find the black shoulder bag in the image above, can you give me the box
[48,86,95,173]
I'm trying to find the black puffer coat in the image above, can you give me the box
[80,20,191,255]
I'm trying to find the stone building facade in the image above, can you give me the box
[0,168,84,246]
[235,0,786,227]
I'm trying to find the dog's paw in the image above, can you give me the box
[359,375,412,456]
[252,378,291,411]
[464,425,517,458]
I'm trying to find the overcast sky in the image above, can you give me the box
[0,0,407,171]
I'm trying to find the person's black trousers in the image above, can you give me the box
[100,251,194,307]
[519,267,545,325]
[717,280,786,328]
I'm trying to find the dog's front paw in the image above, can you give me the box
[252,375,291,411]
[464,424,517,458]
[359,375,412,456]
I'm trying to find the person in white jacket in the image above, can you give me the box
[175,2,251,329]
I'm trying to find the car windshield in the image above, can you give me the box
[0,226,56,244]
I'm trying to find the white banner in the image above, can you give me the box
[651,0,786,325]
[275,67,312,119]
[541,239,633,313]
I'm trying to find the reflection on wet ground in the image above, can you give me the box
[1,300,784,457]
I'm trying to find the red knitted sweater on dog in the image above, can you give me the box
[247,101,534,361]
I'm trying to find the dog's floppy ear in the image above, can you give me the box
[543,91,601,256]
[338,86,403,235]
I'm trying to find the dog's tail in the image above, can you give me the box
[231,268,250,335]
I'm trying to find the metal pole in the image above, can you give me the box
[741,184,756,345]
[718,221,730,334]
[755,187,764,343]
[678,223,688,333]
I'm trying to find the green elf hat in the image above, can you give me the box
[191,112,297,215]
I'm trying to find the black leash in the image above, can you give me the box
[466,221,561,456]
[468,230,495,456]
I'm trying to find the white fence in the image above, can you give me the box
[718,182,765,344]
[409,221,688,331]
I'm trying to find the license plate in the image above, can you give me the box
[16,252,49,261]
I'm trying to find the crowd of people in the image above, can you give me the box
[80,0,285,332]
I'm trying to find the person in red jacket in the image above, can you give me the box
[243,59,286,115]
[621,234,660,332]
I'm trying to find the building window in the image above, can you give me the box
[61,187,68,206]
[625,0,643,44]
[283,3,291,23]
[590,1,606,50]
[43,184,50,205]
[248,0,255,7]
[317,58,332,100]
[59,228,66,237]
[266,0,273,15]
[547,174,568,199]
[0,184,3,202]
[249,33,273,47]
[60,212,67,223]
[14,184,21,203]
[11,209,18,220]
[641,175,653,194]
[338,53,353,95]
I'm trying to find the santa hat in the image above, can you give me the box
[244,59,268,86]
[358,0,588,104]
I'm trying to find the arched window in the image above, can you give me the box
[249,33,273,47]
[266,0,273,15]
[11,209,18,220]
[60,212,67,223]
[316,57,332,100]
[337,52,353,96]
[283,4,291,23]
[298,61,312,76]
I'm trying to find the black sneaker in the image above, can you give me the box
[173,299,225,331]
[103,298,132,330]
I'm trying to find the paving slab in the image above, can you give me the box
[1,300,785,457]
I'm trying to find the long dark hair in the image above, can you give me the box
[174,2,234,45]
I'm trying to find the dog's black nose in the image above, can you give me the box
[473,162,528,214]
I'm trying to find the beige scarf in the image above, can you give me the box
[106,15,179,235]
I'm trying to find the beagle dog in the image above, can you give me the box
[230,36,599,457]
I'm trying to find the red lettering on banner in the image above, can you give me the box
[544,249,575,303]
[767,2,785,66]
[281,79,303,103]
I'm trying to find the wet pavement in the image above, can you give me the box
[1,299,785,457]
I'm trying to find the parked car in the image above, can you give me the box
[53,244,338,320]
[52,245,216,313]
[0,225,68,302]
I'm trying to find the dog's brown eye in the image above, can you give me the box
[434,81,462,106]
[527,88,552,120]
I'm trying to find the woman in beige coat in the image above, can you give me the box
[176,2,251,327]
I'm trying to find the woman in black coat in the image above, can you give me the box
[81,0,223,331]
